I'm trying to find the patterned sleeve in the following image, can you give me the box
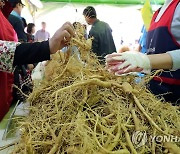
[0,40,20,73]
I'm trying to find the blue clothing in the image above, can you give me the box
[139,25,147,53]
[11,10,21,19]
[8,11,27,42]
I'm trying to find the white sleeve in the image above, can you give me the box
[171,3,180,44]
[167,49,180,70]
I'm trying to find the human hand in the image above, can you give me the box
[28,64,34,71]
[118,45,130,53]
[105,51,151,75]
[49,22,75,54]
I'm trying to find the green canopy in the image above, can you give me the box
[41,0,165,5]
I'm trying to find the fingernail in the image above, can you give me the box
[115,72,121,76]
[111,57,121,60]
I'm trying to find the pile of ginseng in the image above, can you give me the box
[12,24,180,154]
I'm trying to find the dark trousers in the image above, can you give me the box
[13,65,32,102]
[148,79,180,106]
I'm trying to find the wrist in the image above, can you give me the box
[49,38,55,54]
[142,54,151,70]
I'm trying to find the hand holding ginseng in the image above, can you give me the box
[105,51,151,75]
[49,22,75,54]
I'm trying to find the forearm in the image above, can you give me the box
[148,53,173,69]
[14,41,50,66]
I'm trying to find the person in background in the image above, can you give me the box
[8,0,33,102]
[0,0,75,121]
[26,23,37,74]
[27,23,35,43]
[83,6,116,60]
[106,0,180,105]
[8,0,27,42]
[35,21,50,42]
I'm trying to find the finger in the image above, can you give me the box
[110,55,127,61]
[115,66,143,75]
[106,57,125,63]
[63,22,74,30]
[106,63,124,71]
[114,65,133,75]
[116,61,130,70]
[105,63,116,70]
[106,61,124,67]
[114,67,131,75]
[63,23,75,37]
[104,52,117,58]
[131,67,143,72]
[115,71,129,76]
[108,62,130,73]
[106,62,119,70]
[105,53,127,63]
[115,70,130,76]
[121,66,135,74]
[105,52,123,59]
[63,30,72,42]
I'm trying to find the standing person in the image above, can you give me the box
[35,22,50,42]
[106,0,180,105]
[0,0,75,121]
[0,0,18,122]
[83,6,116,59]
[8,0,33,102]
[27,23,35,43]
[8,0,27,42]
[26,23,36,72]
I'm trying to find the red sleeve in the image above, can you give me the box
[1,1,13,19]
